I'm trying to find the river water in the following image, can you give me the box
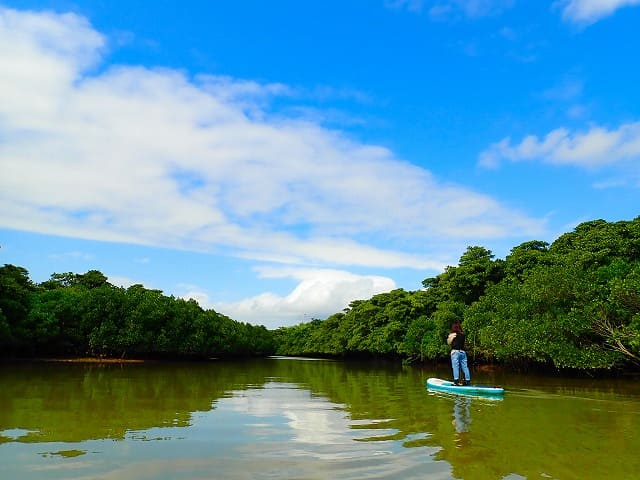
[1,358,638,479]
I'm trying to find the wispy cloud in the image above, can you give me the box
[49,251,94,261]
[557,0,640,26]
[538,76,590,120]
[479,122,640,169]
[389,0,640,26]
[385,0,427,13]
[0,7,543,277]
[540,77,584,102]
[387,0,515,19]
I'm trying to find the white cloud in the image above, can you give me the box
[179,286,212,308]
[0,7,543,277]
[213,268,397,328]
[108,275,141,289]
[479,122,640,169]
[558,0,640,25]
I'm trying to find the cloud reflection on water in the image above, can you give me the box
[208,381,449,478]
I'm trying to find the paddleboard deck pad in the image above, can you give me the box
[426,377,504,396]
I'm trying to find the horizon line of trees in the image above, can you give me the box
[0,268,274,359]
[275,217,640,371]
[1,216,639,371]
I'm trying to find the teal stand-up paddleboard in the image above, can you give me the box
[426,377,504,397]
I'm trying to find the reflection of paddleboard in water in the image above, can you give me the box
[426,377,504,397]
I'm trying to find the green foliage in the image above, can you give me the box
[0,267,276,359]
[0,265,36,351]
[504,240,551,281]
[2,216,640,371]
[422,246,505,304]
[277,218,640,371]
[463,219,640,369]
[275,289,424,358]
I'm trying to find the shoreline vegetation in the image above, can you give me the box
[42,357,146,364]
[1,217,639,374]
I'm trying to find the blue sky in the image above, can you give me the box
[1,0,639,329]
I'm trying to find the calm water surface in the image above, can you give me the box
[1,358,638,480]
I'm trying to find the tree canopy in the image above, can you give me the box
[2,217,639,371]
[276,217,640,371]
[0,268,274,359]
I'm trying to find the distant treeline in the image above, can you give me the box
[0,268,274,359]
[274,218,640,371]
[2,217,639,370]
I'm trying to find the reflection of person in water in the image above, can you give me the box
[452,396,472,433]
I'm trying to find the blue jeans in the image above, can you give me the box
[451,350,470,381]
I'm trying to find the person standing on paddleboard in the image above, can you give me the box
[447,321,471,386]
